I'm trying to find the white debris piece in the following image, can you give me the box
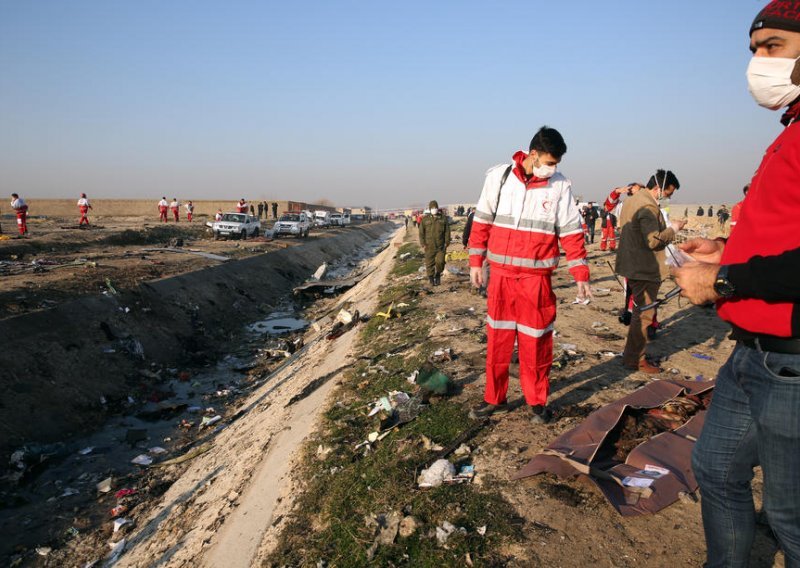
[418,459,456,488]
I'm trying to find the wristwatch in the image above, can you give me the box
[714,265,736,298]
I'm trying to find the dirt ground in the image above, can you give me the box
[0,215,346,320]
[2,214,783,567]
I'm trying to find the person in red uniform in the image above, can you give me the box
[673,4,800,565]
[468,126,591,424]
[170,198,180,222]
[77,193,92,226]
[729,184,749,232]
[10,193,28,236]
[158,197,169,222]
[185,200,194,222]
[236,199,248,214]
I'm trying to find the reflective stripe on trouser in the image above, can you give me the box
[485,272,556,406]
[600,225,616,250]
[79,206,89,225]
[16,212,27,235]
[424,248,445,277]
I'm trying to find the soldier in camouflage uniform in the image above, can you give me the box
[419,200,451,286]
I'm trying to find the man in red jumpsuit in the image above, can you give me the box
[468,127,591,424]
[77,193,92,226]
[729,184,749,232]
[170,198,180,222]
[11,193,28,236]
[236,199,248,214]
[158,197,169,222]
[185,200,194,222]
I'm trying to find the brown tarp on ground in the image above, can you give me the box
[513,379,715,516]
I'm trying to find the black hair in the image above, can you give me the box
[743,184,750,195]
[529,126,567,159]
[11,193,18,198]
[646,169,680,190]
[627,182,644,187]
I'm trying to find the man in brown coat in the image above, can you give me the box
[615,169,686,373]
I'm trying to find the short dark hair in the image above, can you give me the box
[646,169,680,190]
[11,193,19,198]
[743,184,750,195]
[529,126,567,159]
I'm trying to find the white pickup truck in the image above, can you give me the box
[273,212,312,238]
[329,213,351,227]
[212,213,261,240]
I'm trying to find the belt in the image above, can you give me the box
[737,335,800,355]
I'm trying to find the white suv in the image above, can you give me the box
[212,213,261,240]
[273,212,312,238]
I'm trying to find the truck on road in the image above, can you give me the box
[212,213,261,240]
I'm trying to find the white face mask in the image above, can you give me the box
[430,208,439,215]
[532,159,557,179]
[747,56,800,110]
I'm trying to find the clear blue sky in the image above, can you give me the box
[0,0,782,209]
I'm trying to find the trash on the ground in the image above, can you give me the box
[96,477,113,493]
[65,526,80,539]
[591,321,609,330]
[622,476,655,488]
[572,297,591,305]
[110,504,128,517]
[131,454,153,466]
[421,435,444,452]
[114,488,137,499]
[399,252,411,260]
[416,366,451,396]
[61,487,80,497]
[375,303,397,320]
[429,348,454,363]
[446,266,465,276]
[399,515,419,538]
[113,518,131,533]
[435,312,447,321]
[598,351,620,358]
[35,547,52,556]
[477,525,487,536]
[454,444,472,456]
[200,415,222,429]
[316,445,333,460]
[418,459,456,488]
[444,464,476,485]
[435,521,466,544]
[445,250,470,262]
[78,446,95,455]
[107,539,126,563]
[336,308,354,326]
[691,353,713,361]
[149,446,168,455]
[365,511,403,560]
[312,262,328,281]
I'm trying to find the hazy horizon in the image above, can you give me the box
[0,1,781,209]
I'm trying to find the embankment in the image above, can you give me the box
[0,222,396,458]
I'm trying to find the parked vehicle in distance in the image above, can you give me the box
[212,213,261,240]
[314,210,331,227]
[329,213,343,226]
[273,212,312,238]
[341,213,351,226]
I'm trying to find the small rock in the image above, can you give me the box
[227,491,239,502]
[454,444,472,457]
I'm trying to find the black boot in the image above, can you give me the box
[429,276,435,285]
[434,274,441,286]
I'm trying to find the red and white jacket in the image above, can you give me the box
[604,188,623,214]
[468,152,589,282]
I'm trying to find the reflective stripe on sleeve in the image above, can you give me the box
[567,259,588,268]
[469,248,487,256]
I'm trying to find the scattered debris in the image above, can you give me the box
[131,454,153,466]
[418,459,456,488]
[96,477,113,493]
[691,353,713,361]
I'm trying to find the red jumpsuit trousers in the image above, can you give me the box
[171,207,179,222]
[79,206,90,226]
[600,223,616,251]
[485,270,556,407]
[159,207,168,222]
[15,206,28,236]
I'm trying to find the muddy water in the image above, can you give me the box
[0,227,396,567]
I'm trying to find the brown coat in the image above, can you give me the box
[614,189,675,282]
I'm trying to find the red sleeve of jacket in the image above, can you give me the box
[560,232,590,282]
[468,219,491,267]
[604,188,621,213]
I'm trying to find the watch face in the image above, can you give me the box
[714,278,735,298]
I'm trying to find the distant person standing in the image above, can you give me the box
[236,198,248,214]
[170,198,180,222]
[185,200,194,222]
[257,202,264,219]
[717,205,730,228]
[77,193,92,227]
[708,205,714,217]
[697,205,705,216]
[215,209,223,221]
[730,184,749,231]
[11,193,28,236]
[615,169,686,374]
[249,203,255,216]
[419,200,450,286]
[600,208,617,251]
[272,202,278,219]
[583,202,599,244]
[158,197,169,222]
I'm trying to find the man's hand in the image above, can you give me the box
[679,238,725,264]
[670,218,688,232]
[470,266,484,289]
[671,262,721,305]
[576,280,593,301]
